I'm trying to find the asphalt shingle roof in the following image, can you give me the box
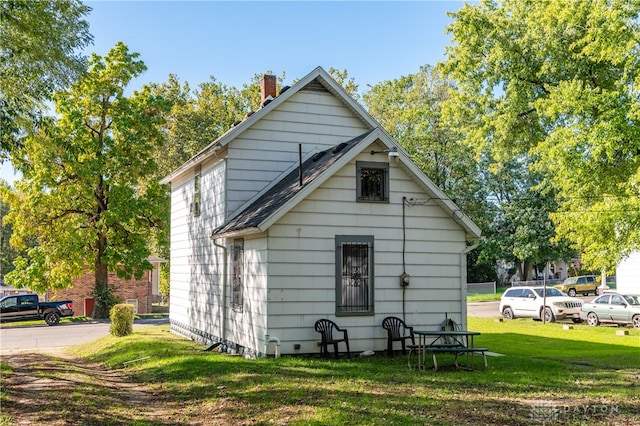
[212,130,374,237]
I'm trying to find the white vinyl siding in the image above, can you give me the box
[265,149,468,354]
[166,74,474,357]
[226,235,268,353]
[226,90,370,215]
[168,159,226,332]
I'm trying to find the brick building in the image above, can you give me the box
[51,257,164,317]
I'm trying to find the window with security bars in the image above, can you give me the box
[231,239,244,311]
[356,161,389,202]
[335,235,374,315]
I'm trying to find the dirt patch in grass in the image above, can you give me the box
[1,350,296,425]
[1,350,178,425]
[2,345,639,425]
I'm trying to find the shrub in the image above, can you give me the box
[109,303,135,337]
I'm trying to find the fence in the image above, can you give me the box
[511,279,563,287]
[467,281,496,294]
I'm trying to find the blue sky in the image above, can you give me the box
[1,1,465,184]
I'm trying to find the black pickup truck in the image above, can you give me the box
[0,294,74,325]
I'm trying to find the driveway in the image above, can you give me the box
[0,318,168,355]
[468,301,500,318]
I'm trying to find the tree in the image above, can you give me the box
[328,67,360,101]
[364,65,491,227]
[440,0,640,273]
[0,0,93,157]
[3,42,169,317]
[478,159,577,280]
[0,180,16,280]
[149,71,287,179]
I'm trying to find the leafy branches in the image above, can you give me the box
[4,43,169,317]
[0,0,93,156]
[440,0,640,272]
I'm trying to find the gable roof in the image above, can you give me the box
[160,65,481,240]
[211,128,482,240]
[212,130,374,238]
[160,66,380,185]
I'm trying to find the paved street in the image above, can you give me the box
[468,295,594,319]
[0,318,168,355]
[468,301,500,318]
[2,296,596,355]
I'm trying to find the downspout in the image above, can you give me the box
[402,197,407,323]
[212,238,228,343]
[460,239,480,330]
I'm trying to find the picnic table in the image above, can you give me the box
[408,330,488,371]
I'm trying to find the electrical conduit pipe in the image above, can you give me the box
[264,334,281,358]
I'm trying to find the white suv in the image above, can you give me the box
[499,286,583,323]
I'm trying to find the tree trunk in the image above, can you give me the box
[516,261,533,281]
[92,233,113,318]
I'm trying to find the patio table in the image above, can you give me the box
[408,330,487,371]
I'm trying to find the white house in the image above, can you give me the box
[160,67,481,357]
[616,251,640,294]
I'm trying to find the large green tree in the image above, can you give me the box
[478,159,577,280]
[364,65,491,228]
[364,65,500,281]
[0,0,92,156]
[440,0,640,273]
[0,179,17,280]
[3,43,169,317]
[149,71,286,178]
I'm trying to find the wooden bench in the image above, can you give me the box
[425,347,489,371]
[407,344,488,371]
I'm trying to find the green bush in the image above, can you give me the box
[109,303,135,337]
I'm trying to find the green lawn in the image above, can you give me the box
[1,317,638,425]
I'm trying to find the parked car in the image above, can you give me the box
[499,286,583,323]
[0,294,74,325]
[553,275,600,297]
[580,293,640,328]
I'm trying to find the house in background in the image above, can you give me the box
[0,284,34,298]
[52,257,165,316]
[160,67,481,357]
[616,251,640,294]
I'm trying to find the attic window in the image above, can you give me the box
[356,161,389,203]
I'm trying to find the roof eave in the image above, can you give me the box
[401,160,483,240]
[160,66,381,184]
[256,130,384,231]
[210,227,262,240]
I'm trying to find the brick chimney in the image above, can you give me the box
[260,74,277,103]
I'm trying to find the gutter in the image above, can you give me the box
[460,239,481,330]
[212,238,228,343]
[212,227,261,241]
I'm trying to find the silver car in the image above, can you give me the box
[580,293,640,328]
